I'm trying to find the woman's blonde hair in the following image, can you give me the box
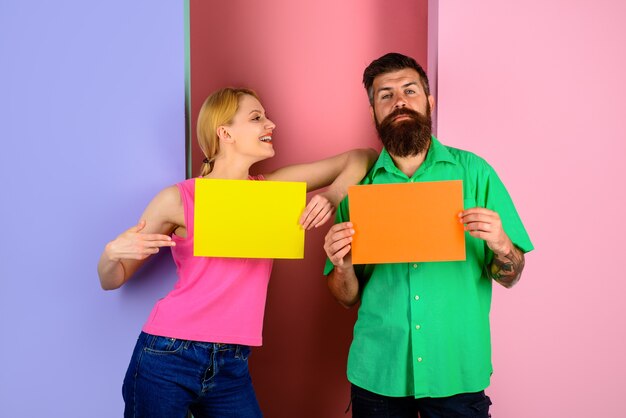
[196,87,260,176]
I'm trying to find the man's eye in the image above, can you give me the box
[406,89,416,95]
[381,94,391,100]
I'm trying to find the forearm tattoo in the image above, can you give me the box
[488,246,525,288]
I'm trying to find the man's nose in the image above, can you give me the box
[393,97,407,109]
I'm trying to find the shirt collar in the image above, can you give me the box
[370,136,458,179]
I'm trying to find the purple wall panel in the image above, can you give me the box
[0,1,184,416]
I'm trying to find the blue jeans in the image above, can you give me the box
[122,332,262,418]
[351,384,491,418]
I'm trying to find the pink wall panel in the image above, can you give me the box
[437,1,626,417]
[189,0,428,175]
[188,1,428,416]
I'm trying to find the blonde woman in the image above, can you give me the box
[98,87,376,418]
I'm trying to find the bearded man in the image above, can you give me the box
[323,53,534,418]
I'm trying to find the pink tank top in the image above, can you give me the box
[142,177,273,346]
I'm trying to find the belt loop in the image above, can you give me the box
[235,344,241,358]
[146,333,156,349]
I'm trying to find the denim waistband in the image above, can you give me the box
[139,331,248,352]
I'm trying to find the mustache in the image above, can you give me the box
[378,107,426,128]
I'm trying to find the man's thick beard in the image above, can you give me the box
[376,106,432,158]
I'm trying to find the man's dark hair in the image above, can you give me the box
[363,52,430,105]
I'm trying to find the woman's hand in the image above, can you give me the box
[98,186,181,290]
[104,219,176,262]
[299,192,335,230]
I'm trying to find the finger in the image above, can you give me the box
[299,196,324,226]
[328,236,353,255]
[326,228,355,245]
[460,207,492,215]
[331,245,352,266]
[127,239,171,255]
[460,210,494,219]
[299,205,314,227]
[459,207,497,220]
[312,210,333,229]
[125,246,159,260]
[464,221,492,233]
[141,239,176,248]
[467,230,492,241]
[301,205,322,229]
[139,247,160,259]
[324,234,352,254]
[307,203,332,230]
[142,233,175,243]
[329,222,353,233]
[141,246,161,255]
[459,212,497,225]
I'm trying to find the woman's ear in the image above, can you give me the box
[217,126,233,143]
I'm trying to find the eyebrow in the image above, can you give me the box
[376,81,419,95]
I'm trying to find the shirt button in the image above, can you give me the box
[415,325,421,330]
[413,264,418,268]
[414,295,420,301]
[417,357,423,362]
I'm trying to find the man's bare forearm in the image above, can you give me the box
[488,245,525,288]
[327,265,361,308]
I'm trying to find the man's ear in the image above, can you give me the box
[428,95,435,111]
[217,126,233,143]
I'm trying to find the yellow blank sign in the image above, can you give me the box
[194,179,306,259]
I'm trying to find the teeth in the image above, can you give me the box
[260,136,272,142]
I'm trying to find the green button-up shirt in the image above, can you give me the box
[324,137,533,398]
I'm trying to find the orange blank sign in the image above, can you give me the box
[348,181,466,264]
